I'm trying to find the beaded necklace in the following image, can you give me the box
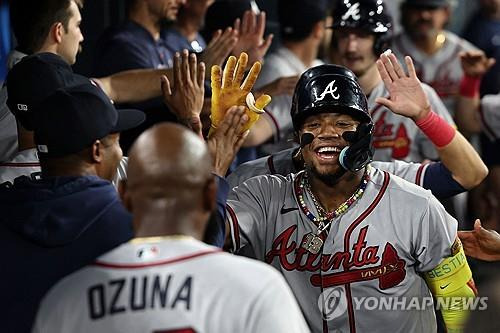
[296,167,370,254]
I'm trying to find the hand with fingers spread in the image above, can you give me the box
[210,52,271,134]
[199,27,239,69]
[162,50,206,138]
[458,219,500,262]
[375,52,431,122]
[459,50,496,78]
[232,10,274,64]
[207,106,250,177]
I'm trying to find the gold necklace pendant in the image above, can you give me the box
[301,232,324,254]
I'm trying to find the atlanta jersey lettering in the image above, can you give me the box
[226,168,457,332]
[368,81,454,162]
[33,237,309,333]
[392,31,477,115]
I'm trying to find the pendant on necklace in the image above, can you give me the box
[301,232,324,254]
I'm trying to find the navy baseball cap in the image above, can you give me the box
[33,82,145,157]
[278,0,328,41]
[6,52,90,130]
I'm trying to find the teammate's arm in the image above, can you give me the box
[376,52,488,190]
[94,67,173,104]
[455,51,495,136]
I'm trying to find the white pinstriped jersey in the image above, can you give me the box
[392,31,477,115]
[367,81,454,162]
[480,93,500,140]
[226,167,457,333]
[33,237,309,333]
[227,148,429,190]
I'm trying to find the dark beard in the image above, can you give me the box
[306,164,347,187]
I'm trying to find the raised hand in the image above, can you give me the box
[199,27,238,70]
[207,106,249,177]
[458,219,500,262]
[375,52,431,121]
[210,52,271,134]
[459,50,496,78]
[232,10,273,64]
[162,50,205,138]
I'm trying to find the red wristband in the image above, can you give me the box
[415,111,456,148]
[459,75,481,98]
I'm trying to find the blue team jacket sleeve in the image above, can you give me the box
[202,175,229,247]
[422,162,466,199]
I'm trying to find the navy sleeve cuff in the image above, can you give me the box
[422,162,466,199]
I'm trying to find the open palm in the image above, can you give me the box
[375,53,431,121]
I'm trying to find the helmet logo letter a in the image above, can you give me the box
[314,80,340,101]
[342,2,361,21]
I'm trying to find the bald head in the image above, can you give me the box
[124,123,216,238]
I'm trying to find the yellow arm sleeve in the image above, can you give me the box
[424,239,478,333]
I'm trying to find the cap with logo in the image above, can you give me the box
[6,52,91,130]
[33,82,145,157]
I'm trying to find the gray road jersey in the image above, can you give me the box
[227,148,428,190]
[226,168,457,332]
[33,238,309,333]
[368,81,454,162]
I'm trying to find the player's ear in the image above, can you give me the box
[118,179,131,210]
[53,22,64,44]
[203,177,217,213]
[91,140,103,163]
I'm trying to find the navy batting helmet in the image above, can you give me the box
[291,64,371,132]
[332,0,393,56]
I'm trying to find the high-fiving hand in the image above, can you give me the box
[210,52,271,134]
[375,52,431,122]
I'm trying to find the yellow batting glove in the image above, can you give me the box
[210,52,271,134]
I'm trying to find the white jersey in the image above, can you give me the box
[0,50,27,162]
[227,148,428,190]
[226,168,457,333]
[33,237,309,333]
[480,93,500,140]
[368,81,454,162]
[0,148,40,184]
[255,47,323,154]
[392,31,477,115]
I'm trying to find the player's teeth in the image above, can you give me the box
[318,147,339,153]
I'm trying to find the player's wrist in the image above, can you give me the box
[415,110,456,148]
[459,75,481,98]
[411,104,431,122]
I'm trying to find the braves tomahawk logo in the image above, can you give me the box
[341,2,361,21]
[265,225,406,290]
[313,80,340,101]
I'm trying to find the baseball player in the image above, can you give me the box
[227,56,488,199]
[33,123,309,333]
[225,59,477,332]
[330,0,455,162]
[392,0,478,116]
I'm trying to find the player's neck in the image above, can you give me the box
[358,63,381,96]
[133,207,205,241]
[412,31,446,56]
[129,8,161,40]
[284,39,319,68]
[308,169,364,213]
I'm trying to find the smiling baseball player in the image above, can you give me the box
[225,59,477,332]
